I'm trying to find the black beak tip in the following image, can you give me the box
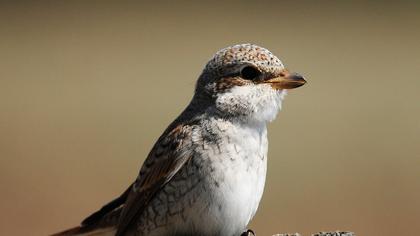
[291,73,307,86]
[291,73,305,80]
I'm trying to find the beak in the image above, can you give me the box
[264,70,307,90]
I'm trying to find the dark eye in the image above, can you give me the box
[240,66,260,80]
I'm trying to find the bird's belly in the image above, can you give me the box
[138,126,269,236]
[187,148,268,236]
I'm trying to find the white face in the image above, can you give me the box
[215,83,287,123]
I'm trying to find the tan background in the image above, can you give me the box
[1,1,419,236]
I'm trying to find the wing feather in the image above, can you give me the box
[115,124,193,236]
[81,184,132,226]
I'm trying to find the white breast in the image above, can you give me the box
[193,120,268,236]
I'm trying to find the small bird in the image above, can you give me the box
[53,43,306,236]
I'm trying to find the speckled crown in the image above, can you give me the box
[204,43,284,75]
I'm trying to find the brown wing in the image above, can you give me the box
[80,184,132,226]
[115,124,193,236]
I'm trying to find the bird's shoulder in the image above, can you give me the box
[136,121,196,185]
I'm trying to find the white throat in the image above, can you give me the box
[215,84,287,124]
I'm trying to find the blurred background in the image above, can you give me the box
[1,1,419,235]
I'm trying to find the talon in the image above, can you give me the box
[241,229,256,236]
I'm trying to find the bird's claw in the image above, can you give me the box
[241,229,256,236]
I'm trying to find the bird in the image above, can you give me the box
[52,43,306,236]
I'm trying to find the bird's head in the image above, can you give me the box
[194,43,306,123]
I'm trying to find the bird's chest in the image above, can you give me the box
[191,122,268,234]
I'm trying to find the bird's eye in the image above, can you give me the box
[240,66,260,80]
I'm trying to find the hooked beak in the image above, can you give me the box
[263,69,306,90]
